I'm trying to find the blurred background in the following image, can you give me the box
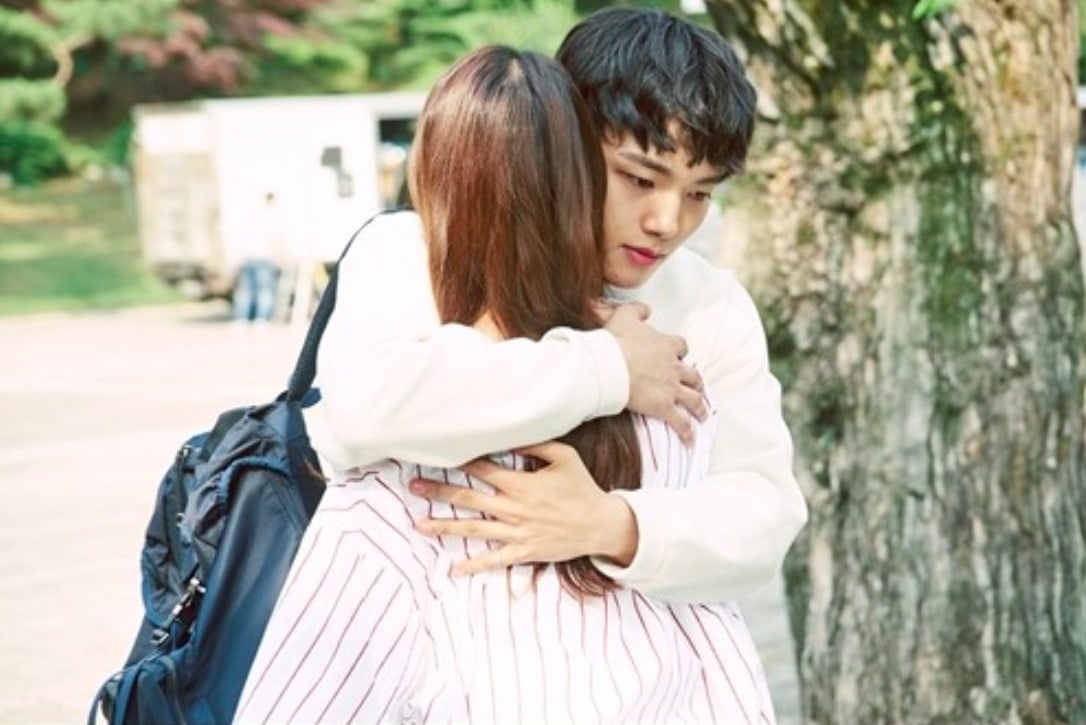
[2,1,1085,724]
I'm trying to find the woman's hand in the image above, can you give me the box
[409,441,639,575]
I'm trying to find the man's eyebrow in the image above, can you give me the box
[696,171,730,185]
[616,149,728,185]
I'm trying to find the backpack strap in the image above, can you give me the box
[86,660,141,725]
[284,209,405,402]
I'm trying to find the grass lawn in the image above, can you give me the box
[0,178,182,316]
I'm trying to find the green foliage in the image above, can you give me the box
[41,0,178,42]
[0,122,70,184]
[0,6,59,76]
[0,7,66,125]
[0,78,66,123]
[251,33,365,95]
[912,0,956,20]
[99,120,134,166]
[445,0,581,56]
[1080,0,1086,83]
[298,0,580,92]
[303,0,474,90]
[3,0,679,177]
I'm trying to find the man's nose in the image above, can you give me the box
[642,194,681,239]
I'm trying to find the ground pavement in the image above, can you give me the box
[0,303,803,724]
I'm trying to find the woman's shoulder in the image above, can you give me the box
[349,208,423,252]
[336,209,430,291]
[632,404,718,490]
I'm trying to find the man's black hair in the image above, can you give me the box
[556,7,756,176]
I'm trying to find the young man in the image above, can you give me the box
[307,7,807,604]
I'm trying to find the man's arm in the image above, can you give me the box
[592,270,809,602]
[405,256,807,603]
[309,211,701,470]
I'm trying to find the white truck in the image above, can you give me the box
[131,92,427,300]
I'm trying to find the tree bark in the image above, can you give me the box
[706,1,1086,723]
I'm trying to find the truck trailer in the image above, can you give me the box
[132,92,426,301]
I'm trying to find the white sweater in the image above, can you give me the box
[307,210,808,603]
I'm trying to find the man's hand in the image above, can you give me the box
[600,302,706,445]
[409,442,638,575]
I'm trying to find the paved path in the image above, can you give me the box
[0,303,803,724]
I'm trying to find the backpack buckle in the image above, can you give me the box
[153,576,206,647]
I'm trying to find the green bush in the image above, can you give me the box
[102,121,134,167]
[0,78,66,123]
[58,123,135,179]
[0,122,69,185]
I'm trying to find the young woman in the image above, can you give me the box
[233,45,775,724]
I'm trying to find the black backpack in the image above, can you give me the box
[88,215,380,725]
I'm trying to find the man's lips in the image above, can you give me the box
[622,244,663,267]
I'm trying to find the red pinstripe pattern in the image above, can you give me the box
[630,589,671,724]
[234,527,327,716]
[234,530,345,720]
[284,566,382,722]
[270,550,363,722]
[640,413,659,471]
[234,407,777,724]
[531,576,549,724]
[555,582,576,725]
[504,569,524,724]
[315,582,405,721]
[599,594,624,720]
[344,619,417,722]
[611,596,647,719]
[308,573,400,722]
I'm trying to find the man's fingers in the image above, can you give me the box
[661,407,696,447]
[630,301,652,320]
[460,458,520,493]
[451,545,524,576]
[511,440,576,466]
[678,361,704,393]
[593,300,617,323]
[416,516,516,542]
[669,334,689,360]
[409,477,512,515]
[615,300,651,321]
[675,386,709,423]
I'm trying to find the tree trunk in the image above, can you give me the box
[706,1,1086,722]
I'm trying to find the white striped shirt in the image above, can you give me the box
[234,406,776,724]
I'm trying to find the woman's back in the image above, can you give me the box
[234,409,776,724]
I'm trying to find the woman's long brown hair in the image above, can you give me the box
[410,46,642,597]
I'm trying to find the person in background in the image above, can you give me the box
[232,190,285,325]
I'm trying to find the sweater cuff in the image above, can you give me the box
[580,328,629,416]
[590,489,668,586]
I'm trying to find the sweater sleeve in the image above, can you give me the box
[592,271,809,603]
[307,212,630,470]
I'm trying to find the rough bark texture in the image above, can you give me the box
[706,2,1086,723]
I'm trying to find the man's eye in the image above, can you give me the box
[622,172,654,189]
[689,191,712,202]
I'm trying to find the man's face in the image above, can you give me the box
[600,128,727,289]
